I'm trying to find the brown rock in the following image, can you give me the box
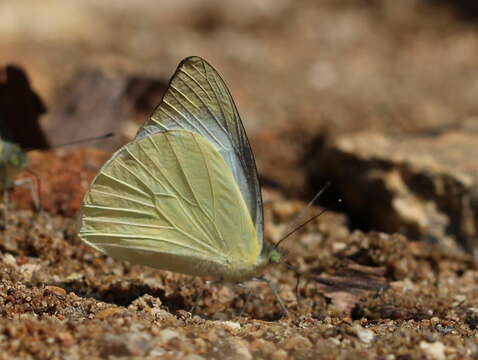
[282,335,312,350]
[56,331,74,347]
[44,286,66,297]
[250,339,276,355]
[96,307,122,319]
[307,130,478,254]
[100,332,152,357]
[271,349,289,360]
[312,261,389,313]
[46,68,167,151]
[465,308,478,329]
[15,256,29,266]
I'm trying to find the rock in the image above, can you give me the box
[420,340,446,360]
[282,334,312,350]
[183,355,206,360]
[95,307,122,319]
[353,325,375,344]
[158,329,180,343]
[44,286,67,297]
[215,321,241,330]
[101,332,152,357]
[307,130,478,255]
[465,308,478,329]
[250,339,276,355]
[271,349,288,360]
[46,68,168,151]
[128,294,162,311]
[228,339,252,360]
[56,331,74,347]
[313,262,388,314]
[2,254,17,267]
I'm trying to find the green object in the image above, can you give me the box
[79,56,283,282]
[0,139,28,190]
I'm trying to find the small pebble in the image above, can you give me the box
[420,341,445,360]
[45,286,67,297]
[354,325,375,344]
[466,308,478,329]
[216,321,241,330]
[96,308,122,319]
[159,329,180,343]
[271,349,288,360]
[283,335,312,350]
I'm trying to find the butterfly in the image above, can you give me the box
[0,138,29,191]
[78,57,285,301]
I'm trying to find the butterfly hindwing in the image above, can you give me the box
[136,57,264,245]
[79,130,261,278]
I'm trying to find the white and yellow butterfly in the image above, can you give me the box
[0,136,40,210]
[78,57,285,305]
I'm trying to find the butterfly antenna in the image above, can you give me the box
[274,208,328,248]
[282,181,331,235]
[25,132,114,152]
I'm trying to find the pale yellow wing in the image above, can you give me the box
[136,57,264,245]
[79,130,261,279]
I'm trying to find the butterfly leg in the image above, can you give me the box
[1,187,8,230]
[1,168,11,230]
[13,176,41,211]
[3,187,8,206]
[236,283,253,317]
[294,271,302,306]
[254,276,289,316]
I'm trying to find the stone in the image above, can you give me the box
[307,130,478,254]
[420,340,446,360]
[215,321,241,330]
[101,332,152,357]
[465,308,478,329]
[353,325,375,344]
[95,307,122,319]
[44,286,67,297]
[158,329,180,343]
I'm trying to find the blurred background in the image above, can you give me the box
[1,0,478,252]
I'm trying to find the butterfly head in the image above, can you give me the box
[263,243,286,265]
[7,143,28,169]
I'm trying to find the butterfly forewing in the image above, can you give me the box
[79,130,261,278]
[136,57,264,245]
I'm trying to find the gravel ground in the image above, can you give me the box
[0,150,475,359]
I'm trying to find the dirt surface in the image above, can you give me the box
[2,1,478,359]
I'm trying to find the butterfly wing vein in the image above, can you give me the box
[136,57,264,245]
[80,130,261,279]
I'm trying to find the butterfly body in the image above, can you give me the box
[79,57,283,284]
